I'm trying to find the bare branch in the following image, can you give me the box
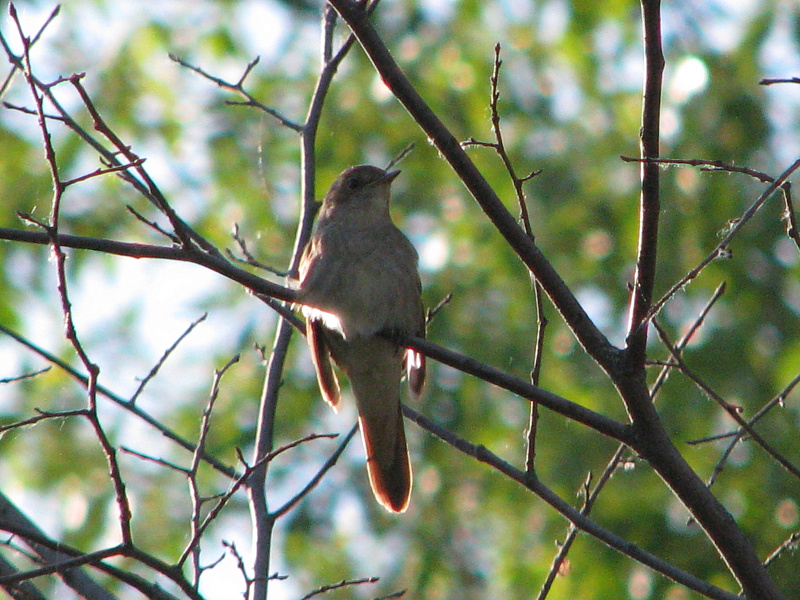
[643,157,800,325]
[402,405,740,600]
[760,77,800,85]
[0,227,298,303]
[649,282,727,400]
[392,332,630,443]
[0,322,239,479]
[271,425,358,518]
[169,53,302,131]
[537,447,627,600]
[623,155,800,253]
[130,314,210,404]
[299,577,380,600]
[653,322,800,480]
[624,0,664,362]
[229,223,289,276]
[0,367,50,384]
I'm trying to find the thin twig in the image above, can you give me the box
[649,282,726,400]
[537,447,627,599]
[0,321,238,478]
[425,293,452,324]
[169,53,302,131]
[653,321,800,482]
[298,577,380,600]
[763,530,800,568]
[69,75,223,257]
[228,223,289,276]
[760,77,800,85]
[689,368,800,445]
[125,205,181,244]
[271,425,358,518]
[11,5,133,546]
[120,447,191,474]
[182,354,241,578]
[0,367,50,384]
[641,157,800,324]
[386,142,415,171]
[0,4,59,98]
[622,155,800,250]
[131,314,209,404]
[461,43,546,471]
[222,540,254,599]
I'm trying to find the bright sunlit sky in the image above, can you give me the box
[2,0,800,598]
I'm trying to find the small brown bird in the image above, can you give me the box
[297,165,425,513]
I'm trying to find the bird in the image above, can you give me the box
[297,165,425,513]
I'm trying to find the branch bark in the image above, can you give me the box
[625,0,663,361]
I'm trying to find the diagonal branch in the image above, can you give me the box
[394,333,630,443]
[0,227,298,303]
[0,321,239,479]
[644,157,800,324]
[654,322,800,481]
[403,406,740,600]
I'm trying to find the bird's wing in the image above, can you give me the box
[299,235,342,410]
[306,319,341,411]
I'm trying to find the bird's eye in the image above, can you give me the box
[347,177,360,190]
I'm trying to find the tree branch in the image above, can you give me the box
[624,0,664,362]
[403,406,740,600]
[393,333,630,443]
[0,227,298,303]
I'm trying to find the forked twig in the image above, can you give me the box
[654,321,800,482]
[169,53,302,131]
[625,156,800,324]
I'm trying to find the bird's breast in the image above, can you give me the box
[301,224,420,340]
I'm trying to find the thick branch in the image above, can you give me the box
[328,3,785,598]
[395,334,630,443]
[0,493,119,599]
[0,227,297,303]
[610,3,785,598]
[0,225,628,445]
[625,0,664,361]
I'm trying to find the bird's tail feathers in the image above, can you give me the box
[358,405,412,513]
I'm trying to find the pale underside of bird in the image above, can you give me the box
[297,165,425,513]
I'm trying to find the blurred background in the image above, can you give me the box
[1,1,799,598]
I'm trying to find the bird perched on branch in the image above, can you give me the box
[297,165,425,513]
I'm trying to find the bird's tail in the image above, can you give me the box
[358,404,411,513]
[344,340,412,513]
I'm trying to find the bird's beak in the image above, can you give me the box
[381,169,401,185]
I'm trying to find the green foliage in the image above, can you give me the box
[2,1,800,599]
